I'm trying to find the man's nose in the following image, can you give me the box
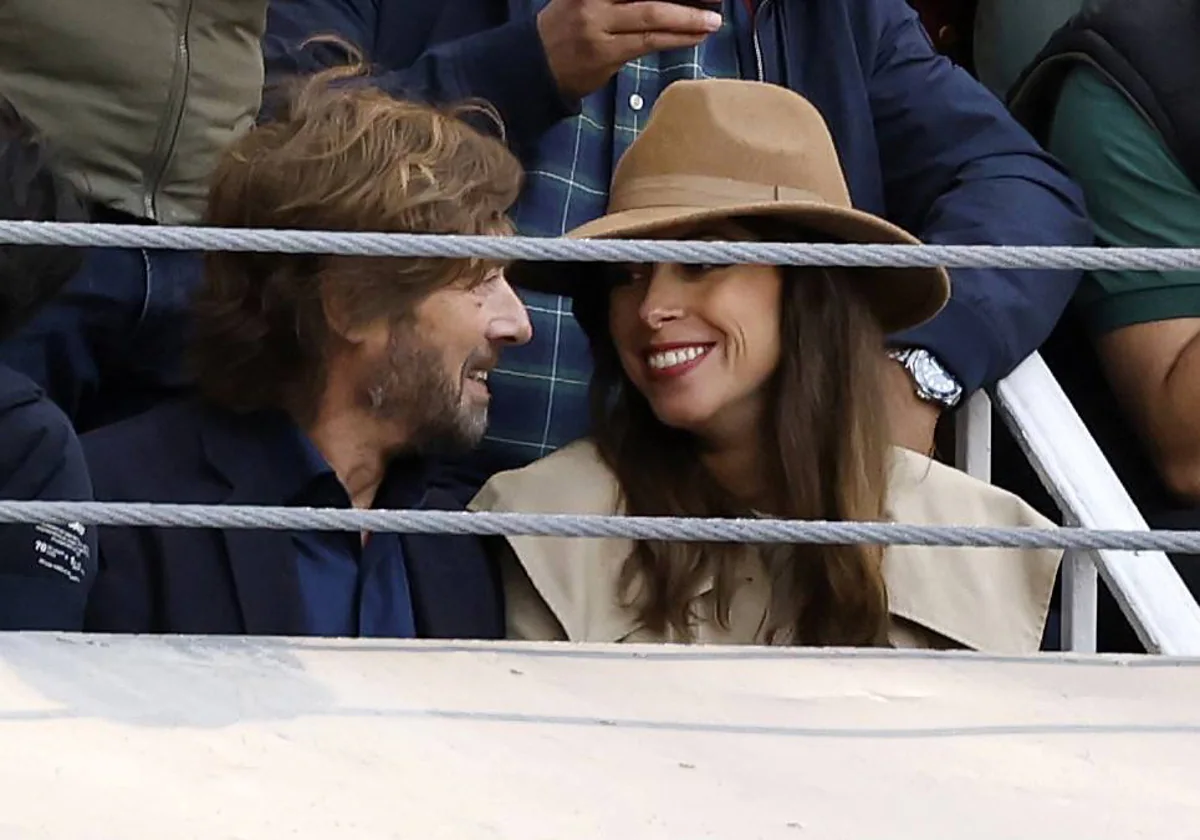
[486,274,534,346]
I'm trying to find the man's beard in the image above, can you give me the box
[360,328,491,455]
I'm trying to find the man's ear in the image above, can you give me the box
[318,262,379,346]
[320,277,392,354]
[320,284,357,343]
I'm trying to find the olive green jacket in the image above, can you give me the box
[0,0,268,224]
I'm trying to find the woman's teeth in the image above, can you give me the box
[646,346,710,370]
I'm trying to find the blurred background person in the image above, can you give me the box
[1009,0,1200,650]
[0,96,96,631]
[0,0,269,431]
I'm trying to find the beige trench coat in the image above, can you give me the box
[470,440,1061,653]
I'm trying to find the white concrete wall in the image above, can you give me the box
[0,635,1197,839]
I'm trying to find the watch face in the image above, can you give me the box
[913,353,958,397]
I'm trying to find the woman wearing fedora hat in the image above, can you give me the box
[471,79,1061,652]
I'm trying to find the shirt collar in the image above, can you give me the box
[246,409,432,509]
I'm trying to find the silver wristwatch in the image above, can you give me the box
[887,347,963,409]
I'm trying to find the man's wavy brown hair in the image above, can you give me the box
[580,218,892,647]
[191,62,523,422]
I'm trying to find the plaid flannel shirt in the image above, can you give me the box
[480,1,743,476]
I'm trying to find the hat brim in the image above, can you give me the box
[510,201,950,335]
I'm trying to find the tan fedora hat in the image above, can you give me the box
[513,78,950,334]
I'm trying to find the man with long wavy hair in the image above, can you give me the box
[80,67,533,639]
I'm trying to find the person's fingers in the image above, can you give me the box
[607,1,724,36]
[614,0,715,5]
[614,0,721,7]
[606,29,713,61]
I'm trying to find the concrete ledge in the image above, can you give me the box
[1,635,1197,838]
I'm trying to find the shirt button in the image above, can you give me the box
[629,93,645,111]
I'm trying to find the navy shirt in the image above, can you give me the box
[264,413,418,638]
[0,364,97,630]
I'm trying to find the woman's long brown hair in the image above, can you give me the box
[583,220,892,646]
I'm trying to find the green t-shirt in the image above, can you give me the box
[1047,66,1200,335]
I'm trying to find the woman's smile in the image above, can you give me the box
[642,342,716,380]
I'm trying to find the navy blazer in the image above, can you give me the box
[81,400,504,638]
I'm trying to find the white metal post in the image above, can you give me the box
[1060,546,1099,653]
[954,391,993,483]
[993,354,1200,654]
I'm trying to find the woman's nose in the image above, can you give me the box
[638,264,688,329]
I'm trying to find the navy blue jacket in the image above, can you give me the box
[264,0,1091,392]
[0,364,96,630]
[81,400,504,638]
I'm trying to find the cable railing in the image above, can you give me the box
[5,219,1200,270]
[2,219,1199,655]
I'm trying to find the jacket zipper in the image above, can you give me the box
[751,0,774,82]
[143,0,195,220]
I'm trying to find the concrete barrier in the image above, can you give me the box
[0,635,1197,838]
